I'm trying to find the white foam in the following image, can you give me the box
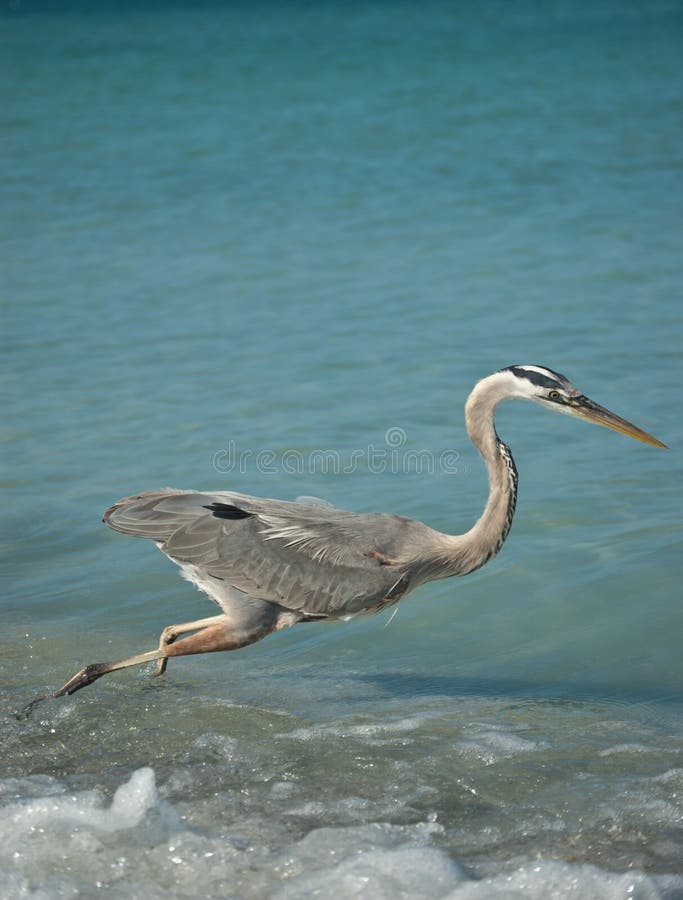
[274,846,468,899]
[0,774,66,801]
[280,713,432,743]
[1,767,682,899]
[442,859,678,899]
[456,726,549,764]
[599,743,661,757]
[0,767,188,898]
[0,767,159,838]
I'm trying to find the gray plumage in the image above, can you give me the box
[106,490,421,617]
[45,364,665,701]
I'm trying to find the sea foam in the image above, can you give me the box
[2,767,681,899]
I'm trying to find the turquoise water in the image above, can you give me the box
[2,2,682,896]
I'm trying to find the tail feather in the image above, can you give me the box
[103,489,211,541]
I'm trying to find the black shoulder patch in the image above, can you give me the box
[204,502,253,520]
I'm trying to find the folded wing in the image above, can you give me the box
[104,489,416,617]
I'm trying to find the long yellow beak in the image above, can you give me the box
[571,396,667,448]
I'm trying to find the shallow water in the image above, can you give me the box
[2,1,682,896]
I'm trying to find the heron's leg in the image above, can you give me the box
[53,648,165,697]
[154,614,229,676]
[161,616,275,660]
[52,605,281,699]
[52,615,232,695]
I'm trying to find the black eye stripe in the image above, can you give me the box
[504,365,568,391]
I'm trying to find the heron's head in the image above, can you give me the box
[500,365,666,448]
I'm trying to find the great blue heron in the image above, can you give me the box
[52,365,665,698]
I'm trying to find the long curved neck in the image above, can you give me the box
[445,374,519,575]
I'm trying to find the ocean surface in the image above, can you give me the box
[2,1,682,897]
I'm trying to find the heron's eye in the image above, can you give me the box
[548,390,562,402]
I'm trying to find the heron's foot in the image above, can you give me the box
[154,624,179,676]
[154,658,169,677]
[15,665,111,719]
[53,663,109,697]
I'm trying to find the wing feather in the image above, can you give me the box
[103,489,431,616]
